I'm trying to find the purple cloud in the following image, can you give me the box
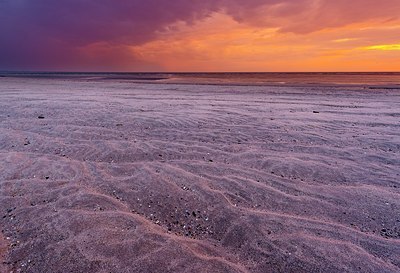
[0,0,398,71]
[0,0,220,70]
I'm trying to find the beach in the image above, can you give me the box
[0,77,399,272]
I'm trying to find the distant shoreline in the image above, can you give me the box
[1,72,400,89]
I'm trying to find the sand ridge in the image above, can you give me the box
[0,77,399,272]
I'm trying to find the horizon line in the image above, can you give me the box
[1,71,400,74]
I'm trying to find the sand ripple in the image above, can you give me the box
[0,78,399,272]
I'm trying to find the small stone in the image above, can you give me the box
[38,115,45,119]
[313,111,320,114]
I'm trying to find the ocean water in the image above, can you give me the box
[1,72,400,86]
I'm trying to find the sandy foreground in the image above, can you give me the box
[0,77,399,273]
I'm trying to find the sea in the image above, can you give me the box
[1,72,400,87]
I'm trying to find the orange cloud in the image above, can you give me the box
[3,0,400,71]
[362,44,400,51]
[130,13,400,71]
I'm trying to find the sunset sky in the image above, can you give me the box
[1,0,399,72]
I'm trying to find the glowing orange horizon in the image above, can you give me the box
[126,13,400,72]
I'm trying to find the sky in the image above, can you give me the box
[1,0,400,72]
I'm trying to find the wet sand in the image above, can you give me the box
[0,77,399,273]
